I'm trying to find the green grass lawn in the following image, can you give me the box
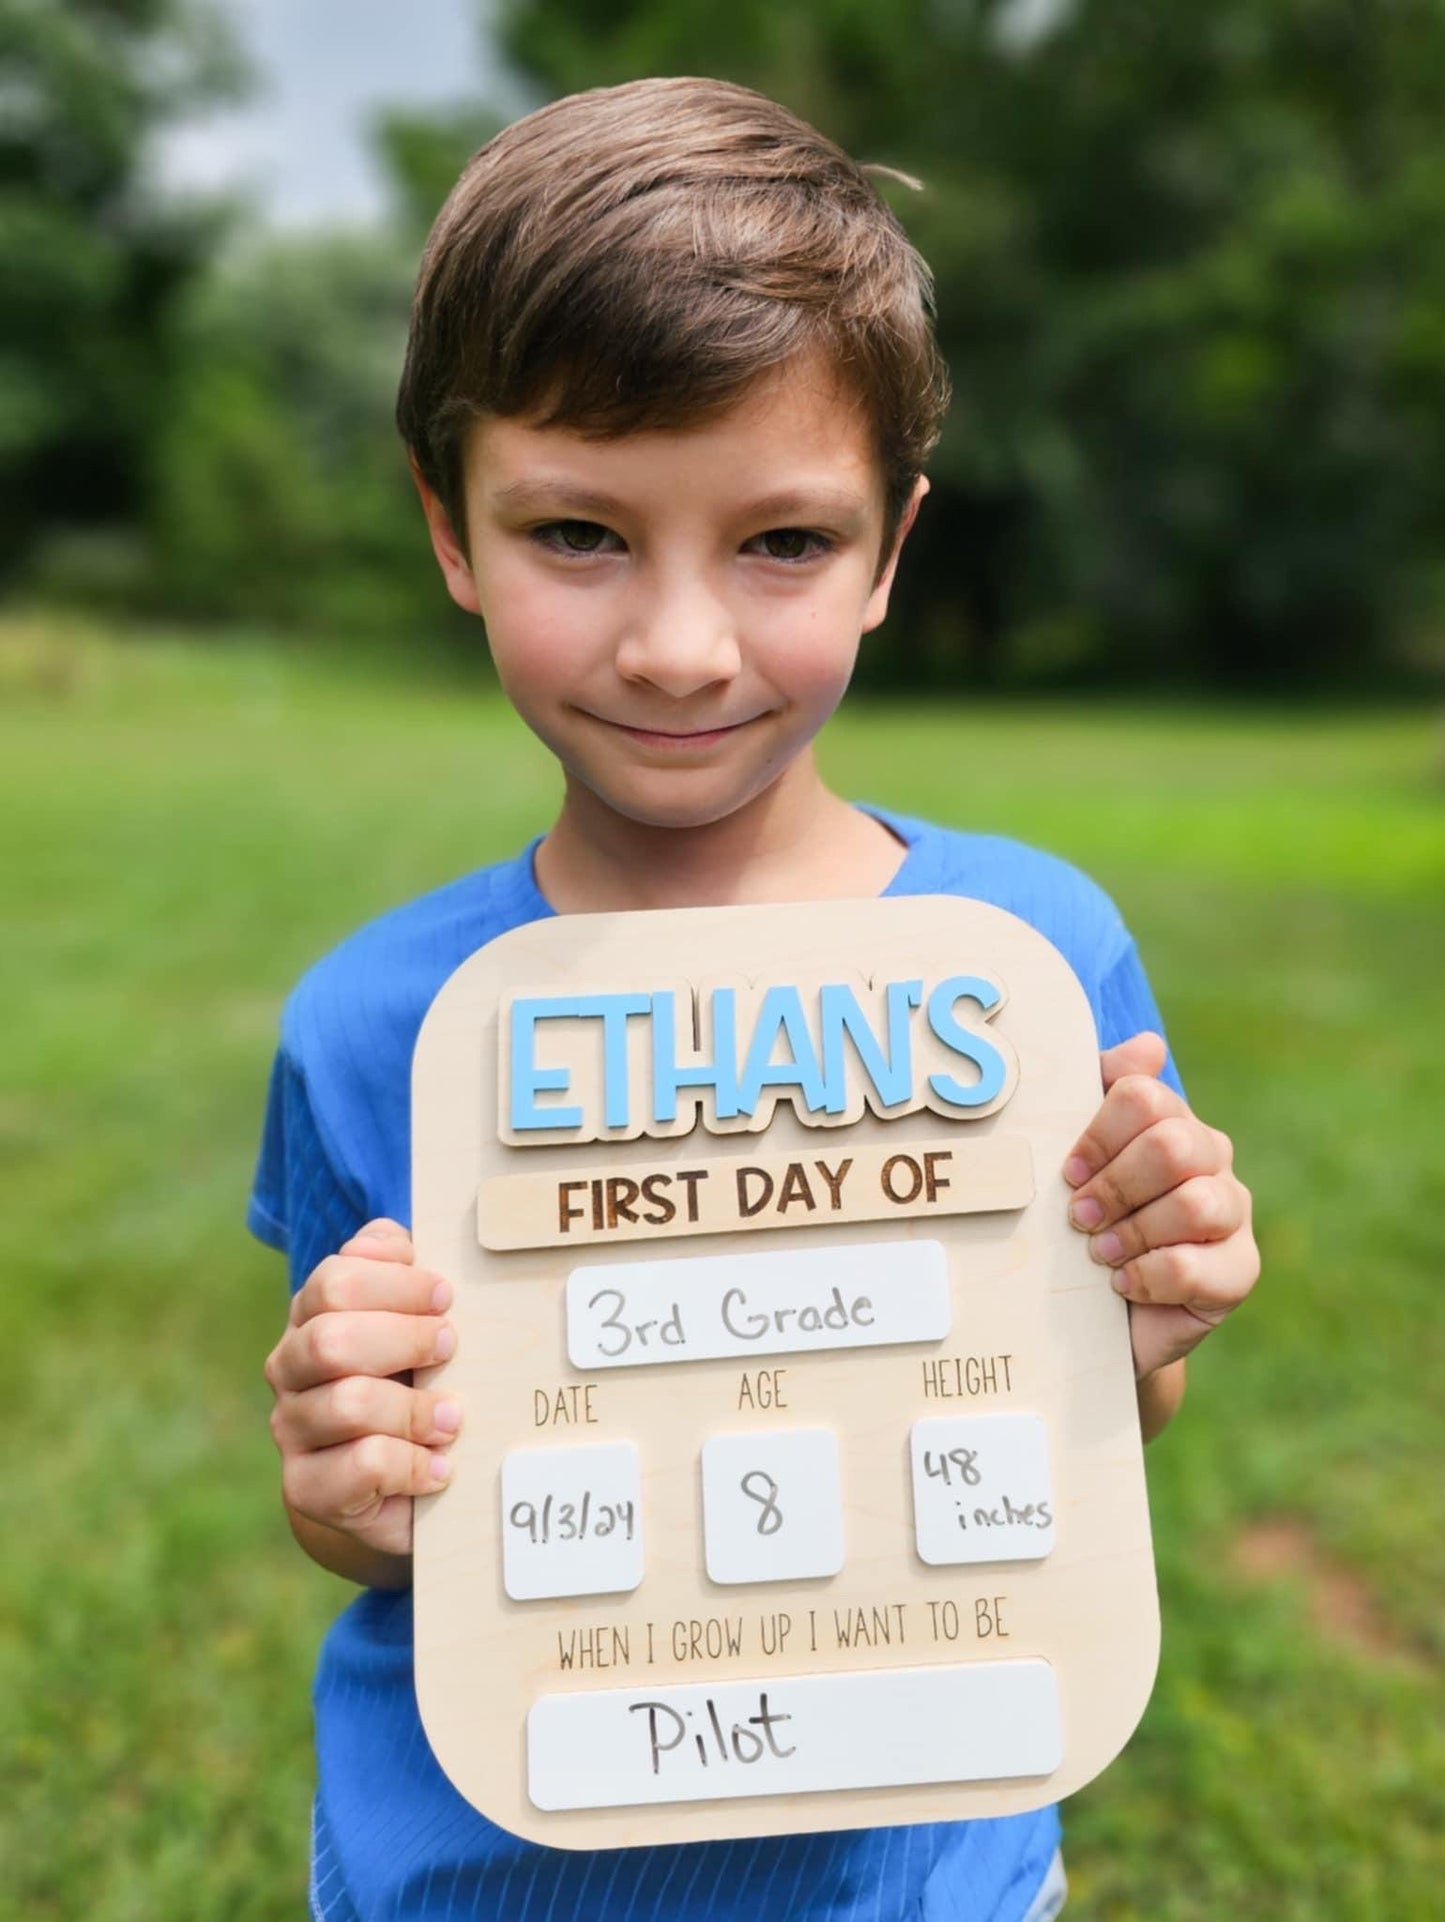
[2,618,1442,1919]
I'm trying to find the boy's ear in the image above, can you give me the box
[410,455,483,616]
[861,476,929,635]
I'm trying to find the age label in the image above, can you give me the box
[910,1414,1056,1567]
[501,1441,644,1601]
[567,1239,950,1370]
[527,1660,1063,1811]
[701,1429,844,1585]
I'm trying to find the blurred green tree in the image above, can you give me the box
[488,0,1445,686]
[13,0,1442,686]
[0,0,244,586]
[151,226,466,638]
[146,93,503,638]
[146,97,503,640]
[372,101,507,242]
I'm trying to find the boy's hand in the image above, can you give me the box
[1065,1034,1259,1381]
[264,1219,461,1564]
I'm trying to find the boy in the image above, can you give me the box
[256,77,1258,1922]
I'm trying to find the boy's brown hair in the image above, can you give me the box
[396,76,949,565]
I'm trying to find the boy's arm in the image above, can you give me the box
[285,1508,414,1591]
[1136,1357,1187,1443]
[264,1219,463,1587]
[1066,1033,1258,1442]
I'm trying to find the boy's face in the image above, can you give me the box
[420,354,923,834]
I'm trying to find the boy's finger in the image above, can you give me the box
[1108,1227,1261,1317]
[1063,1073,1188,1186]
[269,1309,456,1393]
[276,1377,463,1453]
[1099,1032,1168,1092]
[1085,1174,1248,1269]
[1129,1303,1223,1378]
[282,1433,453,1530]
[1067,1116,1228,1230]
[292,1255,452,1326]
[337,1219,414,1261]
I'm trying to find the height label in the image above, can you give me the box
[910,1414,1056,1567]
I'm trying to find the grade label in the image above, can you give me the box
[566,1238,950,1370]
[526,1660,1063,1810]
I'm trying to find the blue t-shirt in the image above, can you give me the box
[250,807,1180,1922]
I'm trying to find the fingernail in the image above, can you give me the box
[434,1324,456,1361]
[1069,1196,1104,1230]
[433,1398,462,1435]
[1093,1231,1124,1264]
[429,1452,452,1484]
[1063,1156,1092,1187]
[1111,1270,1131,1294]
[430,1280,453,1313]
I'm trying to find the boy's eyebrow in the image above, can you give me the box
[490,479,873,525]
[741,487,874,526]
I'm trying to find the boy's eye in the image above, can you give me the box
[751,527,831,563]
[532,520,619,556]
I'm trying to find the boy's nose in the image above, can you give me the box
[614,588,742,698]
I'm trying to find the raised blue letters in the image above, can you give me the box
[925,976,1007,1110]
[510,997,584,1132]
[737,986,829,1117]
[506,972,1013,1140]
[510,993,650,1132]
[651,988,741,1124]
[572,994,652,1129]
[819,980,921,1113]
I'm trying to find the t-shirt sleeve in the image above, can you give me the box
[1095,934,1186,1101]
[248,1045,370,1294]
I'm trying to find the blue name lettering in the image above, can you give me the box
[504,975,1014,1141]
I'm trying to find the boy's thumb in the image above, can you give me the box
[1100,1031,1168,1091]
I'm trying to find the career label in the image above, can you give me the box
[566,1239,950,1371]
[910,1414,1056,1567]
[501,1440,645,1601]
[701,1429,845,1586]
[526,1661,1063,1811]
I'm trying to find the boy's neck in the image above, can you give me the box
[534,755,907,913]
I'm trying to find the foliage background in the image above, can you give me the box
[2,2,1441,1918]
[6,0,1445,686]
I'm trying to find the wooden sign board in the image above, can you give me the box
[412,896,1158,1850]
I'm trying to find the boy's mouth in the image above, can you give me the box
[591,714,759,749]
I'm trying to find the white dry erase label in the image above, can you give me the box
[566,1238,950,1369]
[500,1441,644,1601]
[526,1660,1063,1811]
[700,1429,845,1586]
[910,1413,1056,1566]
